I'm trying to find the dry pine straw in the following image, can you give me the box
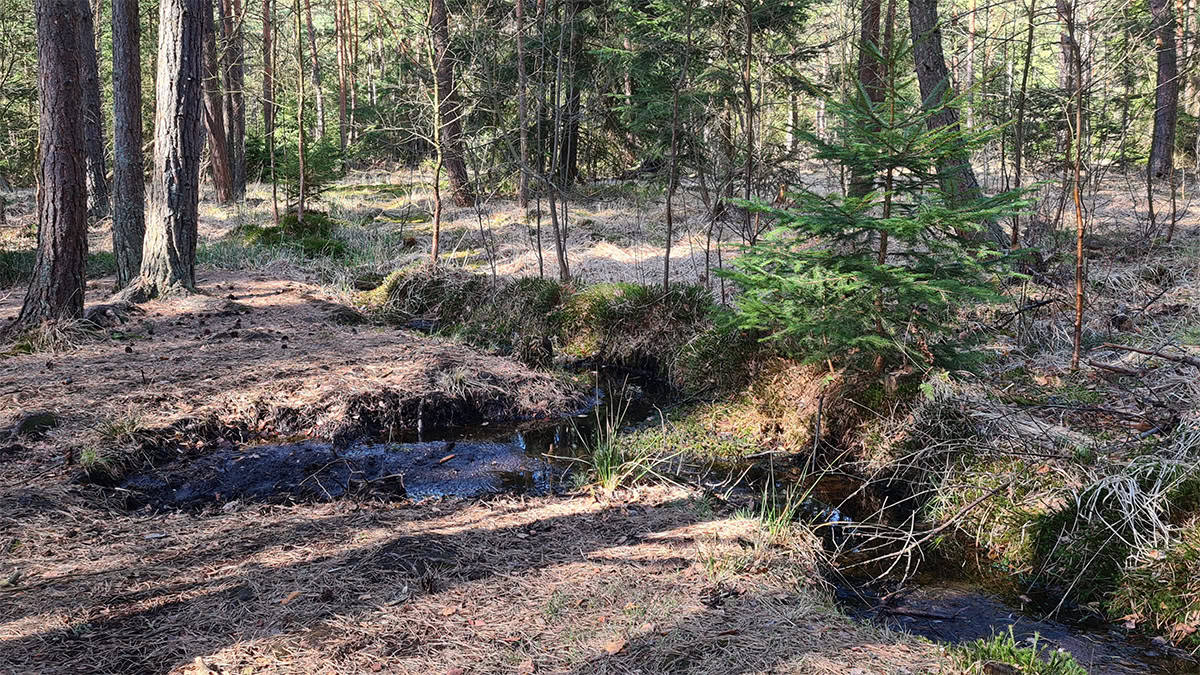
[0,485,951,674]
[0,269,579,463]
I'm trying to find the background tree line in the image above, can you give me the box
[3,0,1194,330]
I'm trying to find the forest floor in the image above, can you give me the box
[2,169,1200,673]
[0,178,953,673]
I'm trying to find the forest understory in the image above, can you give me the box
[1,169,1199,673]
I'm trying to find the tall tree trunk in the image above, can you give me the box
[516,0,529,208]
[429,0,473,206]
[1065,1,1085,369]
[16,0,89,327]
[908,0,1008,246]
[111,0,145,289]
[220,0,246,197]
[965,0,975,129]
[1151,0,1179,178]
[1011,0,1035,248]
[336,0,347,150]
[303,0,326,140]
[557,0,581,186]
[350,0,359,143]
[295,0,306,223]
[743,0,753,242]
[202,0,234,203]
[126,0,205,299]
[80,0,110,221]
[848,0,884,198]
[263,0,279,223]
[262,0,274,134]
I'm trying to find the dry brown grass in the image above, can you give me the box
[0,485,951,674]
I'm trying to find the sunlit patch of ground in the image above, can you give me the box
[0,486,950,674]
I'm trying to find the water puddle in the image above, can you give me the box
[117,434,570,509]
[836,579,1195,674]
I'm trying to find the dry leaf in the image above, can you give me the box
[440,605,457,616]
[517,659,535,674]
[438,454,457,464]
[281,590,302,605]
[603,638,627,655]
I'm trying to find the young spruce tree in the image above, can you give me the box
[722,41,1023,368]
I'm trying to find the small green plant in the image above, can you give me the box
[240,210,347,258]
[78,447,119,481]
[568,385,678,494]
[97,413,144,445]
[954,627,1086,675]
[720,42,1024,368]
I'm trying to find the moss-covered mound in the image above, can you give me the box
[240,210,347,258]
[359,264,754,392]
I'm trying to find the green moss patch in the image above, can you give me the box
[360,265,753,391]
[240,210,347,258]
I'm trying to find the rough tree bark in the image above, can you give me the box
[220,0,246,197]
[80,0,110,221]
[516,0,529,208]
[123,0,205,299]
[202,0,234,203]
[262,0,274,134]
[1150,0,1179,179]
[16,0,89,327]
[429,0,474,206]
[295,0,306,224]
[336,0,347,150]
[848,0,884,198]
[907,0,1008,246]
[111,0,146,289]
[303,0,327,140]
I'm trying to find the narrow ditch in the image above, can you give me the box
[109,379,1197,673]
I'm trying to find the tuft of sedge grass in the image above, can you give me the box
[568,386,681,495]
[953,627,1086,675]
[3,319,98,356]
[78,447,120,482]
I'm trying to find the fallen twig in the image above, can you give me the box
[1098,343,1200,370]
[1085,359,1146,377]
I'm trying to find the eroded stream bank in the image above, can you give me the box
[110,382,1197,674]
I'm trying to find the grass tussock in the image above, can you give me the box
[953,628,1087,675]
[238,210,347,258]
[359,263,753,390]
[2,318,98,355]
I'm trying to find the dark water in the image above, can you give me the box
[114,385,1198,673]
[836,579,1196,674]
[117,379,654,510]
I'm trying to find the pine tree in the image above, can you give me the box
[721,43,1024,368]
